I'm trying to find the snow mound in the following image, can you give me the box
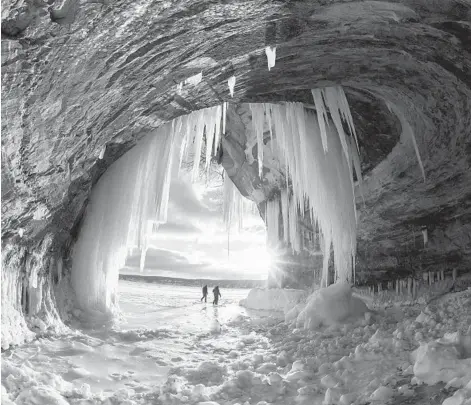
[239,288,307,312]
[295,283,368,329]
[413,331,471,387]
[210,319,221,334]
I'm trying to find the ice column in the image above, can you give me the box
[71,106,225,318]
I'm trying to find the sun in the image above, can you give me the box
[228,246,275,278]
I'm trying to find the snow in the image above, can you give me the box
[239,288,307,312]
[185,72,203,86]
[4,281,471,405]
[295,283,368,330]
[413,332,471,386]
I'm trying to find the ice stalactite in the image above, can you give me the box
[266,199,280,249]
[250,96,358,284]
[2,247,33,349]
[223,174,257,231]
[223,174,242,231]
[386,101,425,180]
[228,76,236,98]
[269,190,300,253]
[1,236,68,349]
[250,103,266,178]
[422,227,428,248]
[71,106,226,319]
[265,46,276,71]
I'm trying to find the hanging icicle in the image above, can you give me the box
[386,101,426,181]
[251,98,358,284]
[228,76,236,98]
[249,103,266,178]
[265,46,276,71]
[223,173,256,231]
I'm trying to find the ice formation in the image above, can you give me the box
[72,88,360,317]
[223,174,257,231]
[265,46,276,71]
[250,103,266,177]
[387,101,426,180]
[294,283,368,329]
[251,94,359,284]
[184,72,202,86]
[239,288,307,312]
[227,75,236,98]
[71,106,226,317]
[176,72,203,95]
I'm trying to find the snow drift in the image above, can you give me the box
[239,288,307,312]
[294,283,368,330]
[413,330,471,387]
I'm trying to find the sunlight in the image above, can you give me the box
[229,246,273,277]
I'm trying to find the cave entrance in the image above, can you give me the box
[70,87,401,321]
[70,104,271,324]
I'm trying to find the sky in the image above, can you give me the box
[120,171,270,280]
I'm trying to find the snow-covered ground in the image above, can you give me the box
[2,280,471,405]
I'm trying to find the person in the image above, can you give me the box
[212,286,221,305]
[201,285,208,302]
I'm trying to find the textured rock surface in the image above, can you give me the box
[1,0,471,345]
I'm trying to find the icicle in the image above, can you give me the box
[228,75,236,98]
[321,231,332,287]
[336,86,360,151]
[249,103,265,178]
[214,104,222,154]
[223,174,256,232]
[264,104,274,152]
[266,198,280,248]
[322,87,351,167]
[204,108,217,175]
[386,102,425,181]
[288,195,300,252]
[71,124,179,314]
[422,227,428,248]
[281,190,289,244]
[99,146,106,160]
[311,89,329,152]
[349,136,364,203]
[254,102,357,283]
[265,46,276,71]
[222,102,227,135]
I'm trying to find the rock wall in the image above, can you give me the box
[2,0,471,347]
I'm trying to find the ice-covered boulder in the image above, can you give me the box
[413,332,471,387]
[239,288,307,312]
[295,283,368,330]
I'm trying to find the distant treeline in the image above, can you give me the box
[119,273,267,289]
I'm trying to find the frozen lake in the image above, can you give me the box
[2,281,270,401]
[3,281,471,405]
[119,280,250,333]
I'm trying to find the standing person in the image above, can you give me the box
[201,285,208,302]
[212,286,222,305]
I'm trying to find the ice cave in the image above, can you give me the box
[1,0,471,404]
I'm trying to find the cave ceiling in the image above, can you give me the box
[1,0,471,281]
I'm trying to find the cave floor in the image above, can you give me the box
[2,281,470,405]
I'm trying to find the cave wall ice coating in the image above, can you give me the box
[2,0,471,348]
